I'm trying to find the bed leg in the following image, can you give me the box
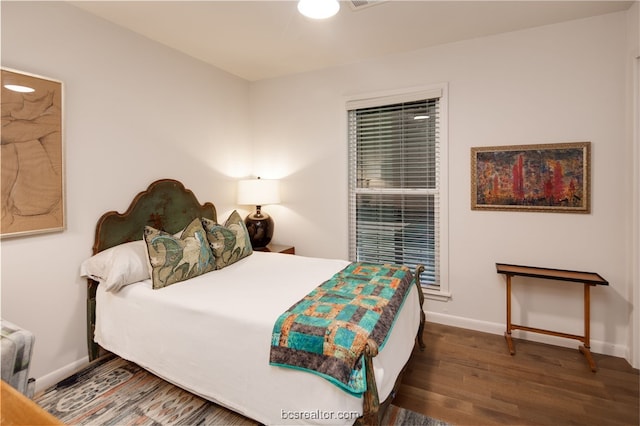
[416,310,426,351]
[362,339,380,426]
[413,265,426,351]
[87,279,100,361]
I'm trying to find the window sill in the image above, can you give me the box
[422,287,452,302]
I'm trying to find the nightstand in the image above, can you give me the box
[254,244,295,255]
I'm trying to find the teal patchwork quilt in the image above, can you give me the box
[269,262,414,396]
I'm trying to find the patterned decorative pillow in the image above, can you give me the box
[201,210,253,270]
[143,218,215,289]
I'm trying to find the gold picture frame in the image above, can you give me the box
[1,68,65,238]
[471,142,591,213]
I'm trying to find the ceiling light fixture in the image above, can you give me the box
[297,0,340,19]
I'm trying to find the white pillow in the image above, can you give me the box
[80,240,150,292]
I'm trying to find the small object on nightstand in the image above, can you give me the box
[237,177,281,248]
[254,244,295,255]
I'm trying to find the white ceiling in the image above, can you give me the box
[70,0,634,81]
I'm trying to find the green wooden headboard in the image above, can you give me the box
[87,178,217,360]
[92,179,216,254]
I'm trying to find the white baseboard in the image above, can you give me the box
[34,356,90,395]
[425,311,629,360]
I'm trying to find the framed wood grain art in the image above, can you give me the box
[471,142,590,213]
[1,68,64,238]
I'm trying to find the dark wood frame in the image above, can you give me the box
[86,178,426,426]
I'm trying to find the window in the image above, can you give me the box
[347,86,449,300]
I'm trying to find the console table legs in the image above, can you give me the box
[581,283,597,372]
[503,273,597,372]
[505,275,516,355]
[504,332,516,355]
[579,345,597,372]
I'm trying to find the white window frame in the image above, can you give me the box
[345,83,450,301]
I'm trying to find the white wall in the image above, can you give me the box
[1,1,252,390]
[627,1,639,368]
[251,10,637,363]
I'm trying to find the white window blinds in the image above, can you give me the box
[348,91,442,290]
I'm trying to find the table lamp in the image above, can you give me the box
[237,177,281,248]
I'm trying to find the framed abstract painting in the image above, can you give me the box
[1,68,64,238]
[471,142,590,213]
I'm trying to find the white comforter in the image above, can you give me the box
[95,251,420,425]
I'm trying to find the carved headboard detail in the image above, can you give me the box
[93,179,216,254]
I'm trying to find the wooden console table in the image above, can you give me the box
[496,263,608,372]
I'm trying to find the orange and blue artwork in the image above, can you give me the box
[471,142,590,213]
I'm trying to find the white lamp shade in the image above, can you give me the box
[237,179,281,206]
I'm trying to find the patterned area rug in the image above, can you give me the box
[35,355,448,425]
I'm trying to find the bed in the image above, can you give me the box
[84,179,426,426]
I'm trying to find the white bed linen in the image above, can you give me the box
[95,251,420,425]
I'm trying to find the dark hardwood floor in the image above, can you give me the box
[393,322,639,426]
